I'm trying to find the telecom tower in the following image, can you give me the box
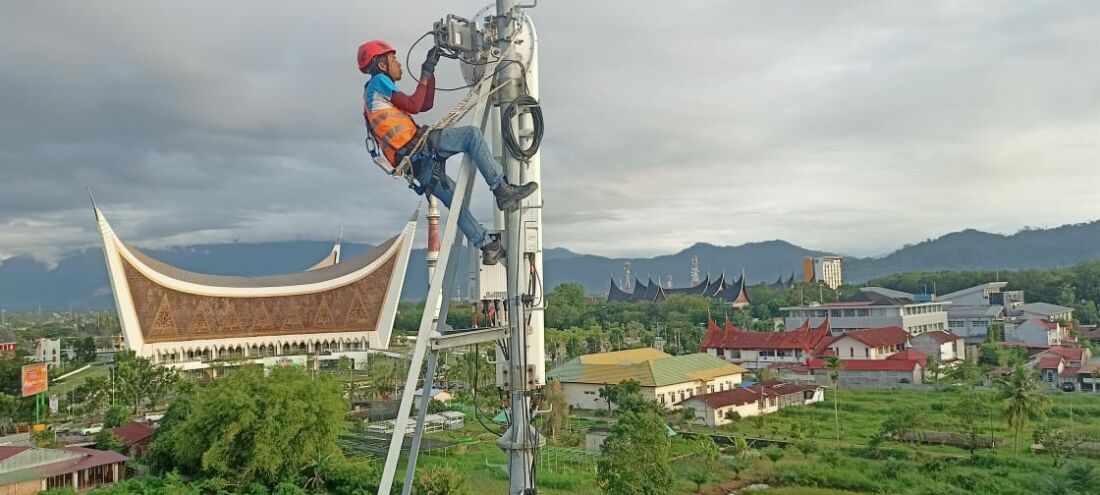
[623,261,633,292]
[690,255,700,285]
[377,3,546,494]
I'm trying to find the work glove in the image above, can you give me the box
[421,47,441,78]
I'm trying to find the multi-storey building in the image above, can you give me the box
[782,288,948,336]
[802,256,843,290]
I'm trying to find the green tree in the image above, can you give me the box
[996,364,1051,455]
[145,365,180,411]
[1034,422,1080,468]
[825,355,843,449]
[148,367,347,486]
[596,410,674,495]
[76,336,97,364]
[954,390,987,456]
[540,380,570,442]
[598,379,643,415]
[925,359,941,385]
[104,404,130,428]
[0,393,16,434]
[565,334,583,359]
[114,350,155,414]
[795,439,818,458]
[876,408,925,454]
[679,406,697,430]
[95,429,126,454]
[762,445,785,465]
[76,375,110,417]
[947,360,983,387]
[336,355,353,372]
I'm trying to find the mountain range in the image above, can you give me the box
[1,220,1099,311]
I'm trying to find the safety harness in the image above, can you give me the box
[365,55,513,196]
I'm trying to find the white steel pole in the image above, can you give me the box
[494,2,545,494]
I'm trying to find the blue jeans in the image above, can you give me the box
[413,126,506,248]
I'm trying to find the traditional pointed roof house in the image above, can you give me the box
[94,204,416,372]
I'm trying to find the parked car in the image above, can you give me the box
[144,413,165,423]
[78,424,103,436]
[1062,381,1076,392]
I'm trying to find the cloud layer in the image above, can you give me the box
[1,1,1098,265]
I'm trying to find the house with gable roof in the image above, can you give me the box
[547,348,746,410]
[911,330,965,364]
[827,326,911,360]
[700,315,833,369]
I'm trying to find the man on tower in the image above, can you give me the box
[358,40,537,265]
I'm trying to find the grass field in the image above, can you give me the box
[48,363,109,396]
[397,388,1100,494]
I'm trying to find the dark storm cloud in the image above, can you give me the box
[1,1,1098,265]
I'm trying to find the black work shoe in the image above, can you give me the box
[493,181,539,212]
[480,240,505,265]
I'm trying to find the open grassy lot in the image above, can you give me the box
[47,362,109,396]
[408,388,1100,494]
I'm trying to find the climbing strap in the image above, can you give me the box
[392,54,515,179]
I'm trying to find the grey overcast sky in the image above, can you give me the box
[1,1,1098,266]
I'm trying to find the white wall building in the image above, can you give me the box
[547,348,746,411]
[783,288,948,336]
[677,382,824,426]
[910,330,964,364]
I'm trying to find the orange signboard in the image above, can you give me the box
[21,363,48,397]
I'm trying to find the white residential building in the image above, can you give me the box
[1005,318,1069,346]
[677,382,824,426]
[827,327,910,360]
[910,330,964,364]
[1015,302,1073,322]
[547,348,746,411]
[783,287,948,336]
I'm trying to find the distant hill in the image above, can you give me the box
[843,221,1100,281]
[1,220,1098,310]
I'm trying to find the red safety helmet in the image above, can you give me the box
[358,40,396,73]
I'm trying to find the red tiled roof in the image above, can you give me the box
[34,447,128,478]
[702,317,832,355]
[1002,342,1050,349]
[887,349,927,365]
[807,358,921,372]
[1061,367,1081,378]
[1037,356,1063,369]
[1035,318,1059,331]
[1048,346,1085,362]
[923,331,961,344]
[680,382,821,408]
[0,446,29,461]
[110,421,155,446]
[838,327,910,348]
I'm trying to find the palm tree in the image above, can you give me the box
[996,364,1051,455]
[825,355,843,449]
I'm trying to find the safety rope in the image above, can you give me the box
[392,55,514,179]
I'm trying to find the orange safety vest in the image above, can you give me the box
[364,104,418,166]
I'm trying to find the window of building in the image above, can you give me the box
[849,348,854,357]
[864,348,869,358]
[856,309,870,316]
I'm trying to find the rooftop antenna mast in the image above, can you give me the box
[377,2,545,494]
